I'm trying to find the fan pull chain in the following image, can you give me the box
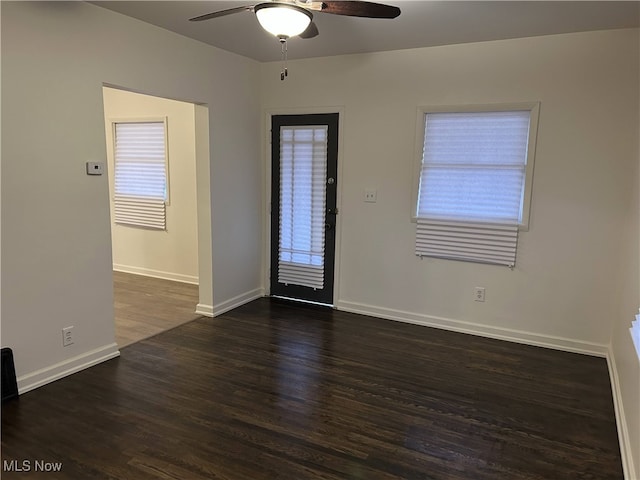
[280,38,288,81]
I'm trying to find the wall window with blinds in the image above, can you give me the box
[631,311,640,360]
[112,120,169,230]
[413,104,539,267]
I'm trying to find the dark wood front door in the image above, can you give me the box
[270,113,339,305]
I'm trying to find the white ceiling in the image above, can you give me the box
[92,1,640,62]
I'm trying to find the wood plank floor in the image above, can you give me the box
[113,271,200,348]
[2,298,622,479]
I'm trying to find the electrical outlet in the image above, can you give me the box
[364,189,377,203]
[474,287,486,302]
[62,326,74,347]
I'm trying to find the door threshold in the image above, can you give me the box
[270,295,334,309]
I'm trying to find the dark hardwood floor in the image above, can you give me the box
[2,298,622,479]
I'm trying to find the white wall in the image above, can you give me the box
[610,163,639,479]
[103,87,199,284]
[261,28,640,476]
[262,28,639,353]
[194,104,213,315]
[608,39,640,477]
[1,1,262,391]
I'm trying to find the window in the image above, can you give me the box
[632,311,640,360]
[413,103,539,267]
[112,120,168,230]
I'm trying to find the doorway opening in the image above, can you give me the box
[102,86,209,347]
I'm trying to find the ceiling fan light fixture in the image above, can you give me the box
[254,3,313,39]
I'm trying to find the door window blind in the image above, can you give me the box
[113,121,167,230]
[278,126,328,289]
[416,110,531,267]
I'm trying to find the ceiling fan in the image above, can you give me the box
[190,1,401,79]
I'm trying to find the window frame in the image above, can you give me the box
[411,102,540,231]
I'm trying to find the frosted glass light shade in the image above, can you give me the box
[255,4,312,38]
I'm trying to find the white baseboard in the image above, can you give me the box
[213,288,265,317]
[195,303,214,317]
[336,300,609,357]
[607,346,638,480]
[113,264,198,285]
[17,343,120,395]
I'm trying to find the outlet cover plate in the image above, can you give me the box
[62,326,74,347]
[364,189,377,203]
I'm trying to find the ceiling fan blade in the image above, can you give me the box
[189,5,255,22]
[299,21,319,39]
[297,1,325,11]
[321,1,400,18]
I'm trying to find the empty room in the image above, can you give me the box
[1,1,639,479]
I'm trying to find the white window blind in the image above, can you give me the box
[416,219,519,266]
[278,126,328,289]
[113,121,167,230]
[415,110,533,267]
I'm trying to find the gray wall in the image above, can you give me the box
[1,1,262,390]
[261,29,639,475]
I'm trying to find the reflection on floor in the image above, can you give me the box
[113,271,201,348]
